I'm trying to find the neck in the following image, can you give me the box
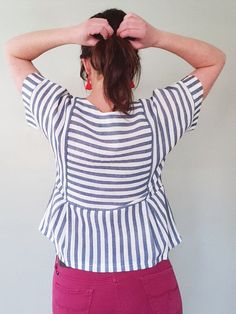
[86,78,114,111]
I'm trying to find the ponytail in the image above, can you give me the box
[79,8,141,115]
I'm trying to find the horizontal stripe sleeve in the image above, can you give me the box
[21,72,73,138]
[151,74,204,151]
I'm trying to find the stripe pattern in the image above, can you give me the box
[22,72,204,272]
[150,74,204,154]
[66,99,152,209]
[21,72,73,140]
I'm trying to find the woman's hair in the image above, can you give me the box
[79,8,141,115]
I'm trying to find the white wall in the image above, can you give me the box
[1,1,235,313]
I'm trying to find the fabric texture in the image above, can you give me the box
[21,72,204,272]
[53,255,183,314]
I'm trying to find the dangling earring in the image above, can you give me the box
[130,80,135,89]
[85,79,92,90]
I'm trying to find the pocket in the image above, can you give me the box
[140,266,182,314]
[53,273,94,314]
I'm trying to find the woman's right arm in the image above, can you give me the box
[151,28,226,100]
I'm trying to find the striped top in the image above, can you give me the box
[21,72,204,272]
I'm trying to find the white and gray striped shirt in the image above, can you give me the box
[21,72,203,272]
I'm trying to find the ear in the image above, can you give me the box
[81,58,91,76]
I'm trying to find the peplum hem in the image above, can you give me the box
[38,184,182,272]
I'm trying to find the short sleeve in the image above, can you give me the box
[151,74,204,151]
[21,72,73,138]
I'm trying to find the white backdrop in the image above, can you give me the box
[1,1,235,313]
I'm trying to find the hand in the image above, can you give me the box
[71,18,114,46]
[116,12,158,49]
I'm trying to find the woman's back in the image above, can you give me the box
[21,70,203,271]
[5,7,225,314]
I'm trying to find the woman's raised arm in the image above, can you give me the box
[151,28,226,100]
[4,19,114,92]
[117,12,226,100]
[4,26,77,91]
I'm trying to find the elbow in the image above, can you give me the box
[213,51,226,71]
[219,50,227,66]
[4,38,18,59]
[3,41,9,55]
[3,40,13,60]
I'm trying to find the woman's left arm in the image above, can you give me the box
[4,20,113,91]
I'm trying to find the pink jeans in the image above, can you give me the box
[52,255,183,314]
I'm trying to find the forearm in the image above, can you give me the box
[152,29,226,68]
[4,26,76,60]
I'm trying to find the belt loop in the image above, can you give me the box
[54,255,59,274]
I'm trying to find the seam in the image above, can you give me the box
[64,98,77,200]
[65,195,148,211]
[178,80,196,131]
[27,76,47,130]
[139,99,155,196]
[140,98,165,199]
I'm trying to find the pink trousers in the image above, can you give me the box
[52,255,183,314]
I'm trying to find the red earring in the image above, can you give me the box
[85,79,92,90]
[130,81,135,89]
[85,79,133,90]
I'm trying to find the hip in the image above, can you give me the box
[52,255,183,314]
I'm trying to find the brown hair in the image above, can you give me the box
[79,8,141,115]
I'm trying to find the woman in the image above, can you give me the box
[4,7,225,314]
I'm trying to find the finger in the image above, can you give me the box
[90,25,109,40]
[104,23,114,36]
[129,40,142,50]
[117,20,141,36]
[86,38,100,46]
[90,18,114,37]
[100,26,110,39]
[116,21,128,36]
[124,12,137,20]
[96,18,114,36]
[118,28,142,39]
[117,23,130,36]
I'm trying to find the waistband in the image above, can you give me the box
[54,255,173,284]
